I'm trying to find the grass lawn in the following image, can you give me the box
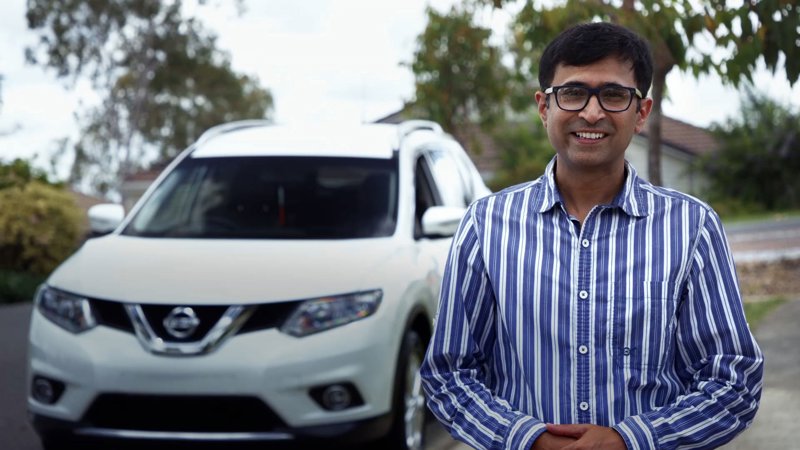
[744,296,788,330]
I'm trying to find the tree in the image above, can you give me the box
[466,0,800,186]
[700,90,800,211]
[487,114,553,190]
[409,4,510,137]
[26,0,273,195]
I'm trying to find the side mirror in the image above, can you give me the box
[87,203,125,236]
[421,206,466,237]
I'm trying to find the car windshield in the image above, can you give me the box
[122,156,398,239]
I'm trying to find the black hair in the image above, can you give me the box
[538,22,653,97]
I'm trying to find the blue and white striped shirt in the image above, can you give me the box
[420,159,763,450]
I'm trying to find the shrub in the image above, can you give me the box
[0,182,83,275]
[0,269,46,304]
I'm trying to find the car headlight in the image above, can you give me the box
[281,289,382,337]
[34,285,96,334]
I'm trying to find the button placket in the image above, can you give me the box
[576,221,596,422]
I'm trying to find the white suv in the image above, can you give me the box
[27,120,490,449]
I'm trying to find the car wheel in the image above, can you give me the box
[383,328,427,450]
[40,437,78,450]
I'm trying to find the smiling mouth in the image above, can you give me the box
[574,131,607,140]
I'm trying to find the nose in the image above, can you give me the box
[579,94,606,124]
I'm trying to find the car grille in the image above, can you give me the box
[88,298,299,338]
[83,394,288,432]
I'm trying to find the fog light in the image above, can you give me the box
[31,375,65,405]
[309,383,364,411]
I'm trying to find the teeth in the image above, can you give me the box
[576,132,605,140]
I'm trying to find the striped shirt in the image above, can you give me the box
[420,159,763,450]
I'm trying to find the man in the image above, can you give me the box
[420,22,763,450]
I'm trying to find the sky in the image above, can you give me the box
[1,0,799,181]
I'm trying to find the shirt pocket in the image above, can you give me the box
[612,281,677,372]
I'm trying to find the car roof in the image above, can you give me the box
[190,122,401,159]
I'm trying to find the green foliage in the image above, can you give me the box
[409,4,510,134]
[487,117,553,191]
[26,0,273,195]
[0,181,82,275]
[413,0,799,189]
[700,91,800,211]
[701,0,800,86]
[0,270,46,304]
[0,158,54,189]
[706,197,766,220]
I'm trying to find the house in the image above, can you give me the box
[120,114,718,209]
[631,115,718,195]
[118,162,170,212]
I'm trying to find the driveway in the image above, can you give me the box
[720,297,800,449]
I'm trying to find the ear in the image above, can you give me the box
[535,91,548,128]
[634,97,653,133]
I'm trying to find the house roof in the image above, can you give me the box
[69,189,106,212]
[639,115,718,156]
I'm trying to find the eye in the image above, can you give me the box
[558,86,586,100]
[600,87,629,102]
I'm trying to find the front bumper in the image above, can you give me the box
[27,306,398,442]
[30,409,392,446]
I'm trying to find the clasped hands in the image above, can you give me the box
[531,424,627,450]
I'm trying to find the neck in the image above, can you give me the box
[554,161,625,224]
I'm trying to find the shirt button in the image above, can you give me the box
[579,402,589,411]
[578,345,588,355]
[581,239,590,248]
[579,290,589,299]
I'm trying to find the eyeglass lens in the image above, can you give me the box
[556,86,633,112]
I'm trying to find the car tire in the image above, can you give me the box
[40,437,77,450]
[382,328,428,450]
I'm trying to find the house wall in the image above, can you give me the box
[626,135,708,197]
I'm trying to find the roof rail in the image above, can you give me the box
[397,120,443,139]
[195,119,273,146]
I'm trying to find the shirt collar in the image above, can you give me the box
[535,157,649,217]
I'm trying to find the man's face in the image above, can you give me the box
[535,56,652,174]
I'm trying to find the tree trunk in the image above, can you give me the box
[647,68,667,186]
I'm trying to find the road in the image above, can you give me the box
[0,302,40,450]
[726,215,800,263]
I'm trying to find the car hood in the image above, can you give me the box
[48,235,407,304]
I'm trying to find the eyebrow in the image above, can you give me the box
[560,82,627,88]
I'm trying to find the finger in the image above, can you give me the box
[545,423,590,438]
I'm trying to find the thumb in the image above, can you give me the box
[546,423,590,438]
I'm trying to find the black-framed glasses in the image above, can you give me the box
[544,85,643,112]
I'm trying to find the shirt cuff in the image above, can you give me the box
[612,415,658,450]
[506,415,546,450]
